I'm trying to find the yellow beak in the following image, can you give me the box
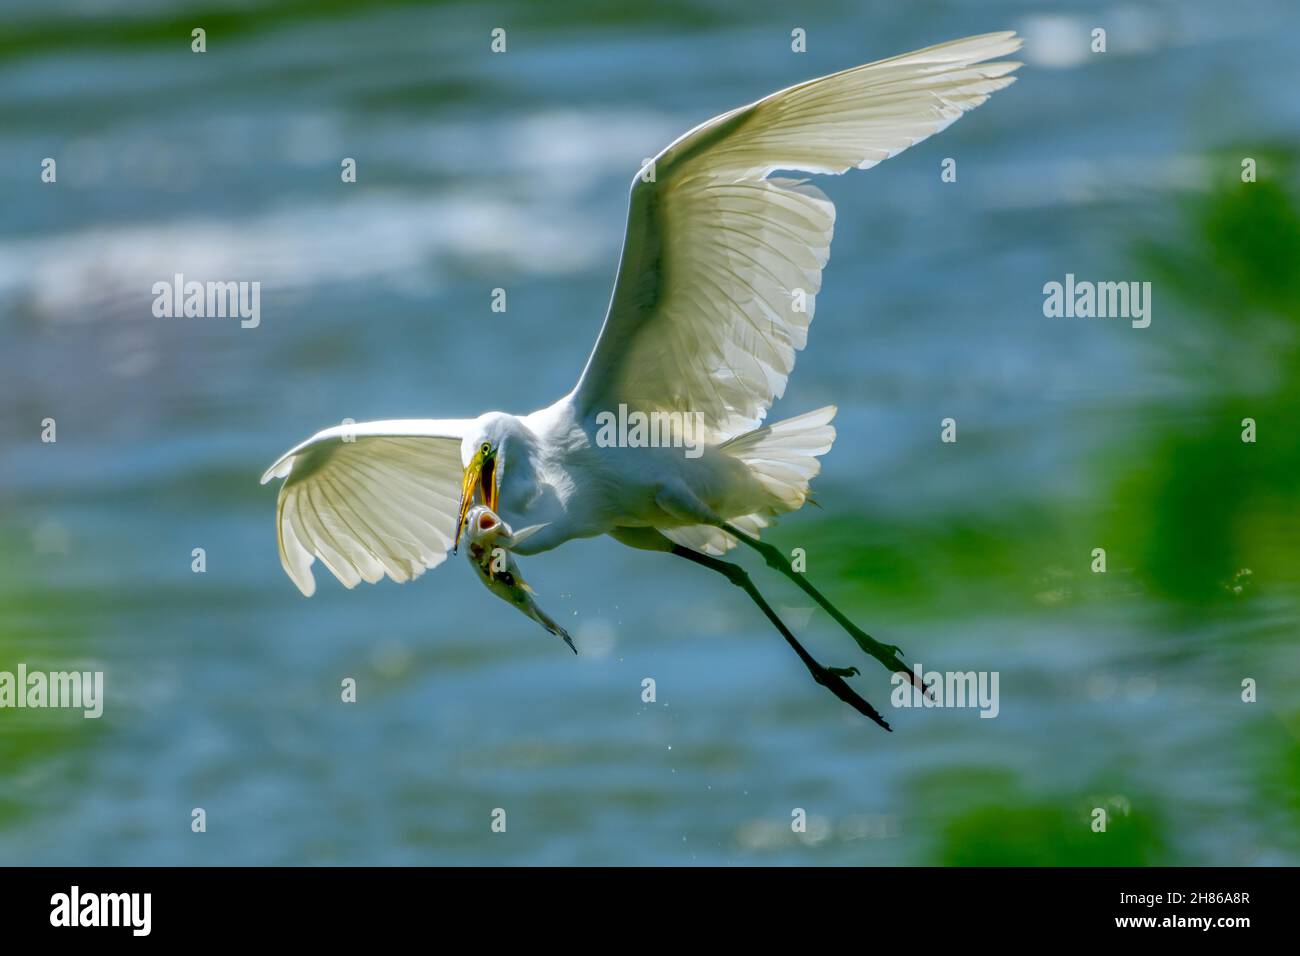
[453,447,498,553]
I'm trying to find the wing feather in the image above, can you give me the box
[572,32,1022,440]
[262,420,470,596]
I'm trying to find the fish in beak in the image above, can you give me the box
[461,504,575,654]
[454,443,498,553]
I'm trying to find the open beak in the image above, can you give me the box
[453,447,498,553]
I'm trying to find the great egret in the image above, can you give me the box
[262,32,1023,730]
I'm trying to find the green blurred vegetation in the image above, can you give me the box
[910,767,1168,866]
[0,532,109,827]
[1248,708,1300,856]
[0,0,735,65]
[806,148,1300,620]
[792,148,1300,864]
[1118,148,1300,605]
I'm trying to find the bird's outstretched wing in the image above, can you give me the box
[260,420,470,595]
[571,32,1022,440]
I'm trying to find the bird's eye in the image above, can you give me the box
[480,442,491,455]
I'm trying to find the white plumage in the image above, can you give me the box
[260,420,468,596]
[262,33,1022,650]
[571,30,1022,441]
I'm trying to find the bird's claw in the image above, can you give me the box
[550,628,578,654]
[813,666,890,731]
[826,665,859,677]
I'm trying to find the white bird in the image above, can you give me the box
[261,33,1022,729]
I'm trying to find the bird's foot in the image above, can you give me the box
[811,664,890,731]
[825,665,860,677]
[551,627,578,654]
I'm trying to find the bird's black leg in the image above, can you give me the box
[670,545,890,731]
[721,523,931,697]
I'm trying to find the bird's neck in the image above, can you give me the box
[497,415,542,511]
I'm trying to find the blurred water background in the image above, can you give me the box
[1,0,1298,865]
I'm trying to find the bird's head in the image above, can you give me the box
[454,414,515,552]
